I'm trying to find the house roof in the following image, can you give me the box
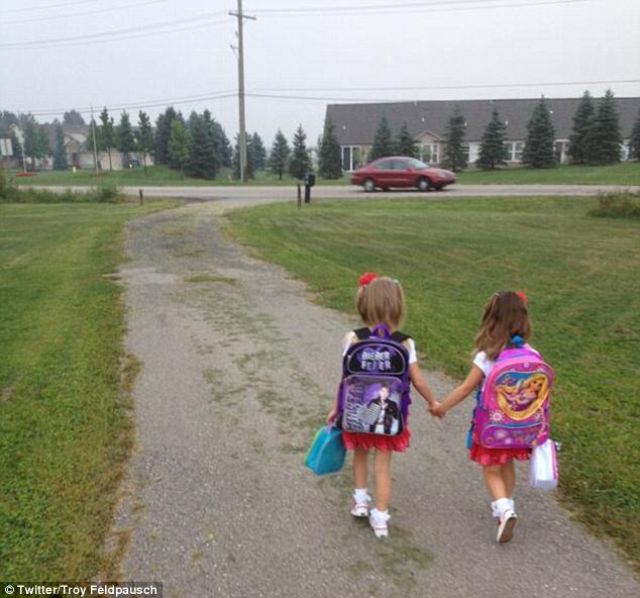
[326,97,640,145]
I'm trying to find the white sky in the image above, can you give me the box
[1,0,639,146]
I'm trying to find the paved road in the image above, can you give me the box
[113,198,639,598]
[33,182,640,202]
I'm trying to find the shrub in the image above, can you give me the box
[589,191,640,218]
[0,181,123,204]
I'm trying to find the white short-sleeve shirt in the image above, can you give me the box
[342,331,417,364]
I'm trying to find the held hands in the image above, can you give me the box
[428,401,446,419]
[327,406,338,424]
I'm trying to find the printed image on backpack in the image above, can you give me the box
[343,380,403,435]
[474,346,554,449]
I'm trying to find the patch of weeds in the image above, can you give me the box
[176,249,206,258]
[159,224,189,237]
[279,443,306,455]
[589,191,640,218]
[345,560,374,579]
[202,368,242,405]
[372,525,433,589]
[121,353,143,397]
[184,273,237,284]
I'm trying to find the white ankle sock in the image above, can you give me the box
[354,488,370,503]
[494,497,512,517]
[490,500,501,518]
[370,508,390,522]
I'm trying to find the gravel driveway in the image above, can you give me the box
[115,199,639,598]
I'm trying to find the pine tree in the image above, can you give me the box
[154,106,178,165]
[251,132,267,171]
[318,118,342,179]
[395,122,418,158]
[116,111,135,166]
[370,114,395,160]
[268,130,291,179]
[522,98,555,168]
[53,123,68,170]
[99,107,115,171]
[136,111,154,172]
[202,111,230,170]
[568,91,595,164]
[628,108,640,161]
[589,89,622,165]
[476,109,508,170]
[288,125,312,179]
[186,112,217,179]
[232,133,255,179]
[168,119,189,175]
[442,105,467,172]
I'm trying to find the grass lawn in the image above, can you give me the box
[226,196,640,569]
[9,165,350,188]
[457,162,640,185]
[0,200,176,579]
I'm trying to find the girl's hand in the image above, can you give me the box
[327,406,338,424]
[429,402,445,418]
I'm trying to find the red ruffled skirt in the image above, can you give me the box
[342,428,411,452]
[469,438,531,466]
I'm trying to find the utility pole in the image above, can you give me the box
[229,0,255,183]
[90,105,99,179]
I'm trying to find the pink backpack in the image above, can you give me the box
[474,344,554,449]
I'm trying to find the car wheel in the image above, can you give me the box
[417,177,432,192]
[363,178,376,193]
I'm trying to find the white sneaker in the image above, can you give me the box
[497,508,517,544]
[369,509,390,538]
[351,496,371,518]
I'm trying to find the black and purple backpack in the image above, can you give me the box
[336,325,412,437]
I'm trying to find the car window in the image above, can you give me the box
[392,159,410,170]
[408,158,429,169]
[374,159,393,170]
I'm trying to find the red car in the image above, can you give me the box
[351,156,456,192]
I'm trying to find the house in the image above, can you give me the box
[325,97,640,171]
[40,124,154,171]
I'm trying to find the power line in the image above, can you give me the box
[251,0,591,16]
[3,0,167,25]
[0,11,229,50]
[0,0,101,15]
[15,78,639,117]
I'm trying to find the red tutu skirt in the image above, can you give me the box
[469,440,531,466]
[342,428,411,452]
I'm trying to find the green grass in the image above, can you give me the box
[9,165,350,187]
[226,196,640,569]
[457,162,640,185]
[0,200,176,579]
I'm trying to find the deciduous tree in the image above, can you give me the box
[136,111,154,172]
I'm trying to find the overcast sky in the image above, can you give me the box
[1,0,639,146]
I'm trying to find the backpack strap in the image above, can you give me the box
[353,328,411,343]
[354,327,371,340]
[390,331,410,343]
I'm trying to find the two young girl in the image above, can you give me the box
[329,275,541,544]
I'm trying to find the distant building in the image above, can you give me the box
[325,97,640,170]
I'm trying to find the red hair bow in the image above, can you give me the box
[359,272,379,287]
[516,290,528,304]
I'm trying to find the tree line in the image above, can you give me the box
[0,106,345,181]
[366,90,640,171]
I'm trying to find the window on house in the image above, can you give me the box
[514,142,524,162]
[504,142,514,161]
